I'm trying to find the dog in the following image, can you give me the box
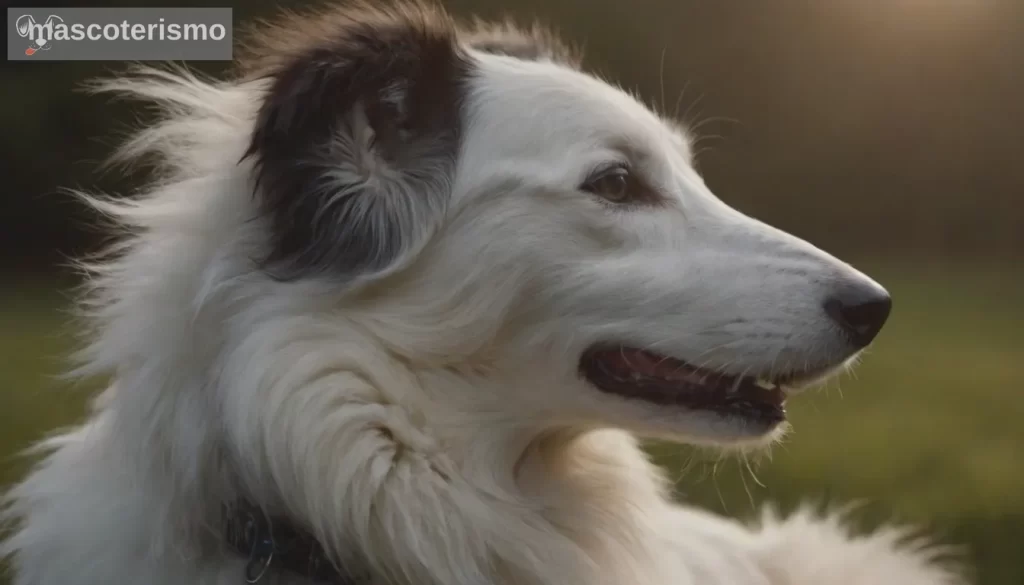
[2,3,967,584]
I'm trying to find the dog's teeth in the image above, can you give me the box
[754,378,777,390]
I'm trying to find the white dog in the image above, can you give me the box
[2,3,967,584]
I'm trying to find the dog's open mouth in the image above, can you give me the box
[579,346,809,426]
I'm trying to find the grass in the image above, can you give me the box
[2,262,1023,584]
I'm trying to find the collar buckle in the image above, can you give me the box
[224,501,276,583]
[223,499,359,584]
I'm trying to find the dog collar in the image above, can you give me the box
[223,499,363,584]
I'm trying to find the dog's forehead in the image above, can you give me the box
[463,51,689,160]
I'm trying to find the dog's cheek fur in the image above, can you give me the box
[245,8,468,282]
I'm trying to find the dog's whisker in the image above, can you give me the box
[737,457,756,508]
[671,80,691,121]
[681,91,705,126]
[742,453,766,490]
[657,45,668,117]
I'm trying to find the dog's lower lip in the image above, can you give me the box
[578,345,790,425]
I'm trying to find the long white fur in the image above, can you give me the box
[2,48,966,585]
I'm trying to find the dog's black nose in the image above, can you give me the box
[823,283,892,348]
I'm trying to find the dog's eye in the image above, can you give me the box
[581,166,633,203]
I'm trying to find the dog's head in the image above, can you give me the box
[232,2,891,446]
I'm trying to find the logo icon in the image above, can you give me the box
[15,14,64,56]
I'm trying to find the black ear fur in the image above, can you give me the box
[244,7,468,281]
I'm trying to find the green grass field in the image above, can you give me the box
[2,262,1023,584]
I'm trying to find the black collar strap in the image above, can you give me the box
[223,499,363,584]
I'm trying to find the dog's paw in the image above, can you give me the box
[749,505,970,585]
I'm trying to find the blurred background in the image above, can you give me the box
[2,0,1022,583]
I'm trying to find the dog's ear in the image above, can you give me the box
[245,8,466,281]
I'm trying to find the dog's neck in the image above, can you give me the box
[70,277,680,585]
[223,396,674,585]
[238,365,677,585]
